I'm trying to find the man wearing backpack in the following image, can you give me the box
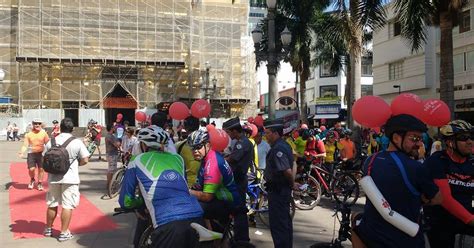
[43,118,90,242]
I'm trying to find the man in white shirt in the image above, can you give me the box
[255,128,271,169]
[43,118,90,242]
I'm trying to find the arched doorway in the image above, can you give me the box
[103,83,137,127]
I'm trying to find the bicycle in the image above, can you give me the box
[108,152,131,198]
[113,207,233,248]
[246,179,296,228]
[309,202,353,248]
[294,155,360,209]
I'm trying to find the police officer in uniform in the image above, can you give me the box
[223,117,254,246]
[264,119,295,248]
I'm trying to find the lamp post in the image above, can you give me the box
[252,0,291,119]
[393,84,401,95]
[203,62,218,123]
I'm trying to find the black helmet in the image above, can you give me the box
[52,120,59,124]
[384,114,427,138]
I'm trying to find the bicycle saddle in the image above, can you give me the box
[190,222,223,241]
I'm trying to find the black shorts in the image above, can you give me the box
[151,217,203,248]
[27,152,43,169]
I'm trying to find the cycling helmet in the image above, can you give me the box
[52,120,59,124]
[187,130,210,148]
[313,128,322,135]
[242,123,253,134]
[383,114,427,138]
[137,126,169,149]
[327,131,337,139]
[343,129,353,136]
[440,120,473,139]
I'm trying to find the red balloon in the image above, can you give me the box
[352,96,392,128]
[135,111,147,122]
[206,124,216,131]
[169,102,190,120]
[249,123,258,138]
[209,129,229,151]
[421,99,451,127]
[247,117,254,123]
[390,93,424,119]
[191,99,211,118]
[254,116,264,127]
[320,125,326,132]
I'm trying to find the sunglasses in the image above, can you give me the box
[33,122,42,125]
[406,135,422,143]
[455,134,473,142]
[191,143,206,151]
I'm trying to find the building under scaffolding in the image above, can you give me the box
[0,0,257,127]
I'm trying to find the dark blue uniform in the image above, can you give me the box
[354,151,438,248]
[227,133,254,243]
[423,151,474,248]
[264,138,294,248]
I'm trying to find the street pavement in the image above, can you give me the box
[0,139,361,247]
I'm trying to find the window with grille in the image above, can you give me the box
[389,61,403,80]
[459,10,471,33]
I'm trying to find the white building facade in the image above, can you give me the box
[305,58,374,126]
[373,2,474,123]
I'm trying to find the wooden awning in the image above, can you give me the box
[103,97,137,109]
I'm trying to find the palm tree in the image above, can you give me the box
[278,0,331,124]
[393,0,469,118]
[312,1,386,128]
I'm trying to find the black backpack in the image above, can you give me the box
[43,136,76,175]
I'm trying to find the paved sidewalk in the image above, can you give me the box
[0,139,354,247]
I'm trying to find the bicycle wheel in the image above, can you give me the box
[331,173,360,206]
[293,175,322,210]
[138,226,154,248]
[257,192,296,228]
[108,167,125,198]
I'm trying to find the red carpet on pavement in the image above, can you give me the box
[9,162,117,239]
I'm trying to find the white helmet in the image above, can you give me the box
[137,126,169,149]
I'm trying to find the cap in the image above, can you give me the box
[264,119,284,129]
[223,117,241,129]
[32,118,43,123]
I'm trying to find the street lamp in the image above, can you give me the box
[202,62,219,123]
[252,0,292,119]
[393,84,401,95]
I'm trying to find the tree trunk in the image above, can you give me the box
[439,11,455,119]
[345,57,353,128]
[300,72,308,125]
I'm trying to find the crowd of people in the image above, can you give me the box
[11,111,474,248]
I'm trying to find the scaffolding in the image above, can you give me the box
[0,0,255,120]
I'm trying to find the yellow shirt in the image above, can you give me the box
[175,141,201,187]
[294,137,307,156]
[23,129,49,153]
[324,142,344,163]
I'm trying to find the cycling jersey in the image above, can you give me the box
[195,149,241,207]
[119,151,203,228]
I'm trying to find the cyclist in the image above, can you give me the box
[243,123,259,182]
[86,120,103,160]
[187,130,242,225]
[175,116,201,186]
[339,129,357,170]
[423,120,474,248]
[119,127,204,248]
[323,131,344,174]
[351,114,442,248]
[302,128,326,164]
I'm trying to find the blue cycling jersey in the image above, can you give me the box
[118,151,203,228]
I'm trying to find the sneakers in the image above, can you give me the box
[43,227,52,237]
[37,183,43,191]
[58,231,73,242]
[27,180,35,190]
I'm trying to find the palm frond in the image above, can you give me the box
[393,0,436,53]
[357,0,388,30]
